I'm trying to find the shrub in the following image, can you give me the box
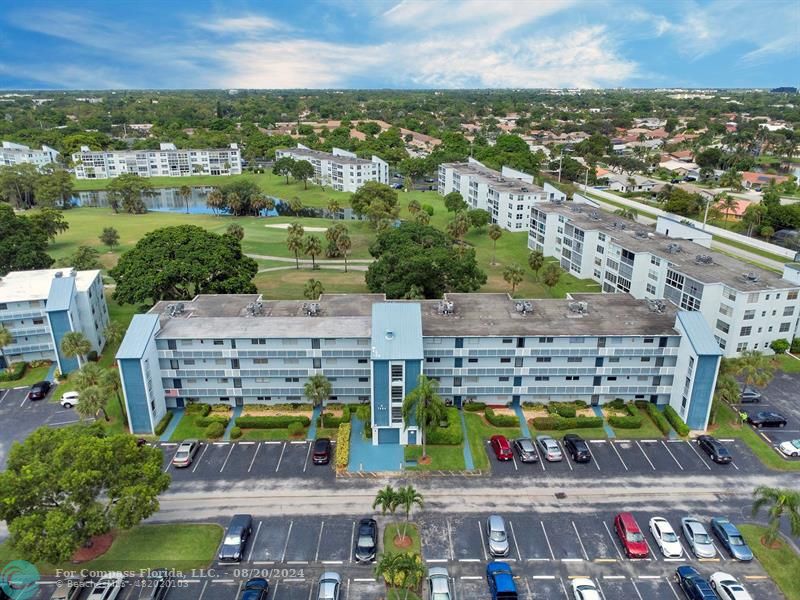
[0,361,26,382]
[87,350,99,362]
[791,337,800,354]
[27,359,50,368]
[531,416,561,430]
[211,404,231,413]
[287,421,305,437]
[235,415,312,429]
[154,411,173,435]
[638,402,671,435]
[531,416,603,430]
[606,398,626,410]
[185,402,211,416]
[555,406,576,419]
[574,416,603,428]
[427,407,464,445]
[335,422,351,470]
[356,403,371,423]
[322,406,351,428]
[770,338,790,354]
[607,416,643,429]
[422,204,434,216]
[463,402,486,412]
[484,408,519,427]
[195,415,229,428]
[206,422,225,438]
[624,403,641,418]
[664,405,690,436]
[230,426,242,440]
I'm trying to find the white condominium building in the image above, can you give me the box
[438,158,562,231]
[275,144,389,193]
[1,141,60,169]
[528,201,800,357]
[72,143,242,179]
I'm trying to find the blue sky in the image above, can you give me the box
[0,0,798,89]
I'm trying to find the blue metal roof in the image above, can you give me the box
[677,312,723,356]
[45,275,75,312]
[371,303,423,360]
[116,314,160,360]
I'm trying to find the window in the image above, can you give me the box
[789,290,798,300]
[740,326,752,336]
[566,376,579,381]
[285,377,299,383]
[515,357,523,367]
[784,306,795,317]
[607,376,617,381]
[32,318,44,325]
[567,357,582,363]
[502,338,513,344]
[251,338,266,345]
[641,357,651,362]
[780,322,791,332]
[358,358,368,364]
[253,358,269,364]
[425,357,441,363]
[499,376,510,382]
[644,338,654,344]
[608,357,620,363]
[743,310,755,320]
[715,319,730,334]
[213,340,224,346]
[534,376,550,381]
[736,342,748,352]
[312,358,321,369]
[184,359,195,365]
[646,283,656,295]
[500,358,511,363]
[538,337,553,343]
[359,377,368,382]
[535,357,551,363]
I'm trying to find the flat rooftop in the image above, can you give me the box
[536,202,795,292]
[442,161,543,195]
[280,147,373,166]
[149,292,679,339]
[0,268,99,303]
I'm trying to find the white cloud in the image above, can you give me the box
[196,16,286,34]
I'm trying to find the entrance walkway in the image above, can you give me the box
[458,409,475,470]
[223,406,243,441]
[306,405,322,440]
[592,405,616,438]
[159,408,184,442]
[513,404,532,438]
[348,418,403,472]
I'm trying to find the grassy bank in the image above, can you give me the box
[739,524,800,600]
[404,445,466,470]
[0,363,51,390]
[383,523,421,556]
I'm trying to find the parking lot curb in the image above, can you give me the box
[336,469,487,478]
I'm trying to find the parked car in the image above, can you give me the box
[778,439,800,457]
[490,435,513,461]
[171,439,200,468]
[427,567,452,600]
[392,183,403,189]
[570,578,601,600]
[675,566,718,600]
[85,573,125,600]
[562,434,591,463]
[614,512,649,558]
[316,572,341,600]
[485,515,510,557]
[486,561,518,600]
[142,569,173,600]
[28,380,51,400]
[747,411,787,428]
[681,517,716,559]
[536,435,563,462]
[354,518,378,563]
[709,572,754,600]
[312,438,332,465]
[649,517,683,558]
[50,577,87,600]
[59,391,80,408]
[219,514,253,562]
[710,518,753,561]
[239,578,269,600]
[697,435,732,464]
[512,438,539,463]
[739,387,762,403]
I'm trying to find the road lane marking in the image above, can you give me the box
[248,442,261,473]
[197,580,209,600]
[315,521,325,562]
[630,579,644,600]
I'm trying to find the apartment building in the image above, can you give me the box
[437,158,563,231]
[71,143,242,179]
[275,144,389,192]
[116,292,720,438]
[528,201,800,357]
[1,141,60,168]
[0,268,109,374]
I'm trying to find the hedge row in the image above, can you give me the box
[335,423,351,470]
[607,415,642,429]
[605,398,627,410]
[484,408,519,427]
[321,406,351,428]
[0,361,26,382]
[185,403,211,416]
[154,411,173,436]
[531,416,603,430]
[664,406,690,436]
[427,407,463,445]
[235,415,311,429]
[195,415,230,428]
[635,401,672,435]
[463,402,487,412]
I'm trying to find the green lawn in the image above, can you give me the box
[253,267,369,299]
[773,354,800,373]
[168,413,224,441]
[739,524,800,600]
[463,412,522,471]
[0,524,223,575]
[0,363,51,390]
[404,445,466,471]
[383,523,421,556]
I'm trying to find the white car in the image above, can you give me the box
[60,391,80,408]
[570,578,601,600]
[681,517,716,559]
[710,572,754,600]
[85,573,124,600]
[779,439,800,457]
[649,517,683,558]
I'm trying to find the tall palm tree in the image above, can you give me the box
[303,278,325,300]
[402,375,446,461]
[250,194,267,217]
[396,485,424,542]
[103,321,125,351]
[336,232,352,273]
[395,553,425,600]
[101,367,126,422]
[446,212,470,252]
[304,373,332,418]
[327,198,341,219]
[78,385,110,421]
[60,332,91,369]
[527,250,544,280]
[719,194,738,221]
[304,235,322,269]
[407,199,421,215]
[0,325,13,370]
[288,196,303,214]
[414,211,430,226]
[503,263,524,294]
[734,350,775,392]
[286,223,305,269]
[751,486,800,545]
[372,485,400,524]
[206,189,224,215]
[178,185,192,214]
[263,196,276,215]
[488,224,502,265]
[73,362,105,390]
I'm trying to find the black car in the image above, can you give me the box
[747,411,788,428]
[313,438,332,465]
[697,435,732,464]
[354,518,378,562]
[143,569,174,600]
[675,565,717,600]
[219,514,253,562]
[28,380,51,400]
[562,434,591,463]
[239,578,269,600]
[512,438,539,463]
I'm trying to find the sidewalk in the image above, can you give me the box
[458,410,475,470]
[159,408,184,442]
[347,417,403,472]
[223,406,243,441]
[592,405,616,438]
[513,404,532,438]
[306,405,322,440]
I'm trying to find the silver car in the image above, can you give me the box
[317,572,341,600]
[427,567,452,600]
[536,435,563,461]
[485,514,509,557]
[172,439,200,468]
[682,517,716,559]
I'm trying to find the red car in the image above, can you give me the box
[614,512,649,559]
[490,435,513,461]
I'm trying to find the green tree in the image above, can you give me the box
[336,231,352,273]
[288,196,304,213]
[446,211,470,251]
[414,211,430,225]
[226,223,245,241]
[760,225,775,241]
[327,198,341,219]
[0,425,169,564]
[178,184,192,214]
[324,223,348,258]
[0,205,54,275]
[75,385,110,422]
[106,173,153,214]
[286,223,305,270]
[396,485,424,543]
[0,325,13,369]
[29,207,69,242]
[35,167,74,208]
[527,250,545,280]
[541,262,562,293]
[61,331,91,368]
[733,350,775,391]
[206,189,225,215]
[304,278,325,300]
[741,203,767,237]
[351,182,400,228]
[303,235,323,269]
[751,486,800,545]
[770,339,790,354]
[395,552,426,600]
[109,225,257,304]
[273,156,296,184]
[444,191,467,213]
[402,375,446,461]
[488,224,503,265]
[719,194,738,221]
[503,263,524,294]
[467,208,490,231]
[103,321,125,350]
[372,485,400,524]
[59,245,102,271]
[291,159,314,190]
[720,169,742,191]
[304,373,332,418]
[374,552,403,593]
[407,199,421,215]
[0,163,38,208]
[100,227,120,251]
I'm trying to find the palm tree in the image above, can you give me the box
[206,189,225,216]
[336,232,352,273]
[719,194,738,221]
[541,262,562,295]
[503,263,524,294]
[720,169,742,191]
[286,223,305,269]
[402,375,446,461]
[178,185,192,214]
[103,321,125,351]
[101,367,126,421]
[751,486,800,545]
[395,553,426,600]
[304,373,332,419]
[61,331,91,368]
[488,224,502,266]
[0,325,13,370]
[75,384,110,421]
[73,362,105,390]
[327,198,341,219]
[396,485,424,543]
[304,235,322,269]
[289,196,303,214]
[226,191,243,215]
[733,350,775,393]
[250,194,267,217]
[372,485,400,524]
[414,211,430,226]
[614,207,638,222]
[374,552,403,594]
[304,278,325,300]
[446,212,470,252]
[407,199,421,215]
[263,196,276,215]
[527,250,544,280]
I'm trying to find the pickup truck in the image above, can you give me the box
[486,561,518,600]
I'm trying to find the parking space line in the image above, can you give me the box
[478,520,487,561]
[290,440,306,444]
[349,520,356,563]
[20,394,28,408]
[630,580,644,600]
[595,580,607,600]
[0,389,8,404]
[559,441,573,471]
[235,581,243,598]
[270,581,279,600]
[303,441,312,473]
[191,443,209,473]
[588,445,600,471]
[571,521,588,560]
[508,521,522,561]
[636,441,656,470]
[275,442,287,472]
[344,578,350,600]
[686,440,712,470]
[666,579,681,599]
[602,522,624,560]
[447,518,455,561]
[512,454,518,471]
[540,521,555,560]
[660,440,683,470]
[644,539,656,561]
[197,580,209,600]
[315,521,325,562]
[248,442,261,473]
[610,441,628,470]
[559,578,569,599]
[219,443,235,472]
[247,520,263,562]
[281,520,293,563]
[533,443,545,471]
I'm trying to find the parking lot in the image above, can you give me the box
[735,371,800,458]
